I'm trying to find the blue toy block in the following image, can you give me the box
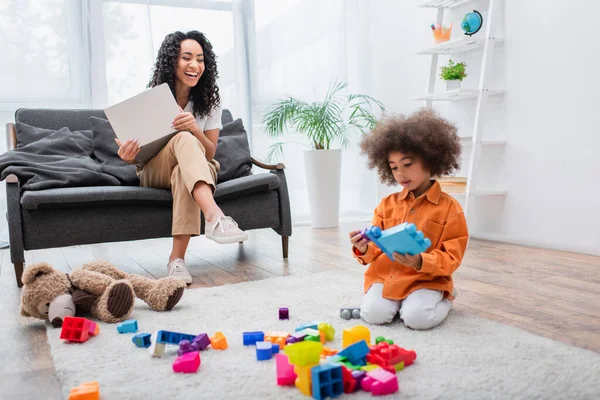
[132,333,152,348]
[256,341,273,361]
[295,321,319,332]
[338,340,370,365]
[311,364,343,400]
[243,331,265,346]
[363,223,431,260]
[272,343,280,354]
[117,319,138,333]
[156,330,196,345]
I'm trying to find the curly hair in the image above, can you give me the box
[148,30,220,119]
[360,108,461,185]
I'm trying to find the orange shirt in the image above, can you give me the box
[353,180,468,300]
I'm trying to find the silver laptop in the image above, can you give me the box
[104,83,181,164]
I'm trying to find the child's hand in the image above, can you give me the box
[393,252,423,270]
[349,230,369,255]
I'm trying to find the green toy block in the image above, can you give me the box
[394,361,405,371]
[305,335,320,342]
[375,336,394,345]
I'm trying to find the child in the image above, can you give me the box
[349,109,468,330]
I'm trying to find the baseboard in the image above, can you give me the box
[470,232,600,257]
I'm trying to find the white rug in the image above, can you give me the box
[45,270,600,399]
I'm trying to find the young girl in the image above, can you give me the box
[115,31,247,284]
[349,109,468,330]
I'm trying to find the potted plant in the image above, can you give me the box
[440,59,467,91]
[262,80,385,228]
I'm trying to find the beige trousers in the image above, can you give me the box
[137,131,218,236]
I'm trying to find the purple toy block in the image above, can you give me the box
[286,336,303,344]
[193,333,211,350]
[279,307,289,320]
[178,340,195,356]
[351,370,366,392]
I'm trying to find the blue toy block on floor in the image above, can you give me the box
[117,319,138,333]
[156,330,196,345]
[132,333,152,348]
[363,223,431,260]
[311,364,343,400]
[243,331,265,346]
[338,340,370,365]
[295,321,319,332]
[256,341,273,361]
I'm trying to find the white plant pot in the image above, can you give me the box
[304,149,342,228]
[446,80,461,91]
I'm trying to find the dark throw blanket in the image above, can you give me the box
[0,127,139,191]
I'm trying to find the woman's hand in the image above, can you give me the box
[172,107,197,133]
[349,230,369,255]
[393,252,423,270]
[115,137,140,164]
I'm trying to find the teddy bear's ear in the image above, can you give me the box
[21,262,56,285]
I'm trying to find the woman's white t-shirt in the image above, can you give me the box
[184,101,222,132]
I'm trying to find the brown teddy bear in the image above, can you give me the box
[20,260,186,327]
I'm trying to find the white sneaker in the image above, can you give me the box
[167,258,192,284]
[205,215,249,244]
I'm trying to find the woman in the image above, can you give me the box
[115,30,248,284]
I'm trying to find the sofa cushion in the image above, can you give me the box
[214,118,253,182]
[15,109,107,131]
[20,173,280,209]
[15,122,93,155]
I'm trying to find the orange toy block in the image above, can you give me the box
[342,325,371,348]
[68,381,99,400]
[210,332,228,350]
[320,347,339,358]
[264,331,290,350]
[294,364,316,396]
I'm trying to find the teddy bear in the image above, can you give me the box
[20,260,186,327]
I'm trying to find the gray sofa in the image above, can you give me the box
[5,109,292,287]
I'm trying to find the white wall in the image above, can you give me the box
[370,0,600,256]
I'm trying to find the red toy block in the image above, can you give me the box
[397,347,417,366]
[341,366,357,393]
[68,381,99,400]
[60,317,90,343]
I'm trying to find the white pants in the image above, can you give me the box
[360,283,452,330]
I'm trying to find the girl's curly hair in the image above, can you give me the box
[360,109,461,185]
[148,30,220,119]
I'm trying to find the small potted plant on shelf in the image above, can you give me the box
[440,59,467,91]
[262,80,385,228]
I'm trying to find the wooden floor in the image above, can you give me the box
[1,222,599,399]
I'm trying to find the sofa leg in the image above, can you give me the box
[14,262,24,288]
[282,236,289,259]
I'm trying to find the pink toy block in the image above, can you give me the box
[276,354,297,386]
[172,351,201,373]
[87,321,100,336]
[361,368,398,395]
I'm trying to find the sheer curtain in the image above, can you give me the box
[249,0,379,224]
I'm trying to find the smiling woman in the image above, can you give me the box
[114,30,248,284]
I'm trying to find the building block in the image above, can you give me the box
[340,308,361,320]
[293,328,319,339]
[272,343,280,354]
[318,323,335,342]
[132,333,152,348]
[68,381,99,400]
[320,347,338,358]
[279,307,289,320]
[210,331,228,350]
[116,319,138,334]
[341,366,356,393]
[172,351,200,373]
[276,354,297,386]
[362,223,431,260]
[397,347,417,367]
[342,325,371,348]
[351,370,366,391]
[361,368,399,395]
[286,336,303,344]
[284,341,323,366]
[305,334,321,343]
[360,364,380,372]
[375,336,393,345]
[87,321,100,336]
[149,332,165,357]
[294,364,316,396]
[311,363,343,400]
[339,340,370,365]
[192,333,211,351]
[256,341,273,361]
[60,317,90,343]
[243,331,265,346]
[264,331,290,350]
[156,330,196,345]
[295,321,319,332]
[367,342,404,370]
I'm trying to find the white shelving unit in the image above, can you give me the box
[418,0,505,217]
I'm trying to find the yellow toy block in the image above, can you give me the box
[68,381,99,400]
[342,325,371,348]
[317,322,335,342]
[294,364,316,396]
[284,341,323,366]
[360,364,380,372]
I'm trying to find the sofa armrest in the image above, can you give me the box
[6,122,16,151]
[251,157,285,171]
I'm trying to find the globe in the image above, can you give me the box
[461,10,483,36]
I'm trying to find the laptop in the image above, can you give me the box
[104,83,181,164]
